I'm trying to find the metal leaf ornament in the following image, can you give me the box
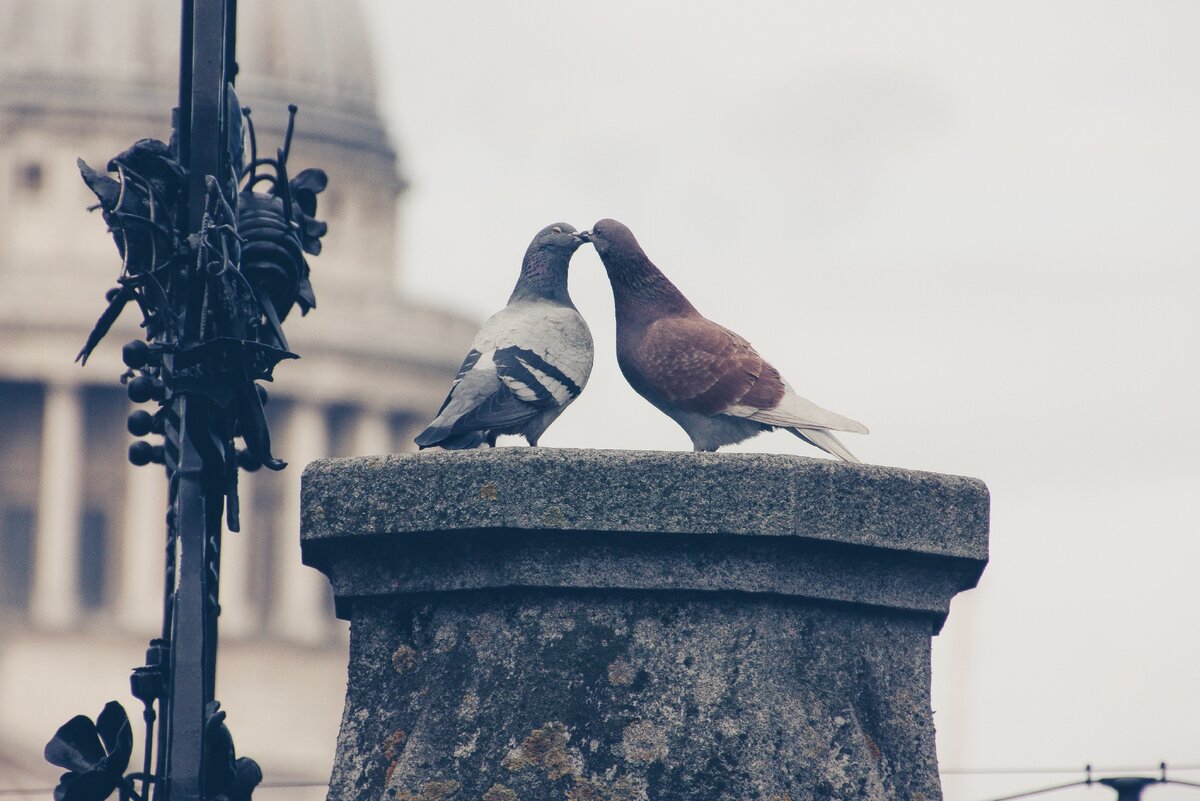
[76,139,187,365]
[44,702,136,801]
[204,702,262,801]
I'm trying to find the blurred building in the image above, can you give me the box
[0,0,474,788]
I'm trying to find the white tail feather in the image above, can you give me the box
[743,386,868,434]
[791,427,861,463]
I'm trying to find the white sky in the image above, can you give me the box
[360,2,1200,799]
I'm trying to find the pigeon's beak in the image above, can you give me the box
[576,230,592,244]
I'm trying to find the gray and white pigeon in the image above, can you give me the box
[582,218,867,461]
[414,223,593,449]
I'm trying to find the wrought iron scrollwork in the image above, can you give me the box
[49,16,329,793]
[75,98,327,498]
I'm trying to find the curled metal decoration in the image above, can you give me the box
[53,86,328,800]
[75,98,328,505]
[240,105,326,352]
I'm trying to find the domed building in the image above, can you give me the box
[0,1,475,789]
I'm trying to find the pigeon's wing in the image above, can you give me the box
[492,346,586,411]
[634,316,867,433]
[449,347,570,429]
[474,302,592,410]
[414,350,549,448]
[431,349,484,417]
[629,316,778,415]
[415,303,593,448]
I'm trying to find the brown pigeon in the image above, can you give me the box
[583,218,867,461]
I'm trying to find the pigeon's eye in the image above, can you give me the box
[552,226,563,234]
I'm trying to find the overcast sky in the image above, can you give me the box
[359,3,1200,799]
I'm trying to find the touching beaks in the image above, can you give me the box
[576,230,592,243]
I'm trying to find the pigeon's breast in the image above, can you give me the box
[473,301,594,394]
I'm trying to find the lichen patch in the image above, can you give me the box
[620,721,667,764]
[391,780,461,801]
[457,692,480,720]
[607,657,636,686]
[382,729,408,761]
[453,729,479,759]
[392,644,417,673]
[501,722,577,779]
[381,729,408,787]
[565,778,603,801]
[432,622,459,653]
[569,774,648,801]
[482,784,519,801]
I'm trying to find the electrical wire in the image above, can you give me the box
[945,764,1200,776]
[982,780,1090,801]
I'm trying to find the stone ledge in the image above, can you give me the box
[304,531,979,627]
[300,448,989,631]
[302,448,988,556]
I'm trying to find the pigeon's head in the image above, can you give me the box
[584,219,687,307]
[531,222,587,255]
[582,218,641,260]
[513,223,587,302]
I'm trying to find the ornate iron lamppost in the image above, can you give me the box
[44,2,328,799]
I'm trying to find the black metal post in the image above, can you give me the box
[166,2,232,799]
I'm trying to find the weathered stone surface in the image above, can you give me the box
[333,593,941,801]
[302,449,988,558]
[302,449,988,630]
[300,449,989,801]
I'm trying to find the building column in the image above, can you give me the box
[117,456,169,633]
[30,383,84,629]
[218,473,257,638]
[352,408,392,456]
[269,401,330,644]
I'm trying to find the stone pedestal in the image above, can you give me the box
[300,449,989,801]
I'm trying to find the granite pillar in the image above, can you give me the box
[301,449,989,801]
